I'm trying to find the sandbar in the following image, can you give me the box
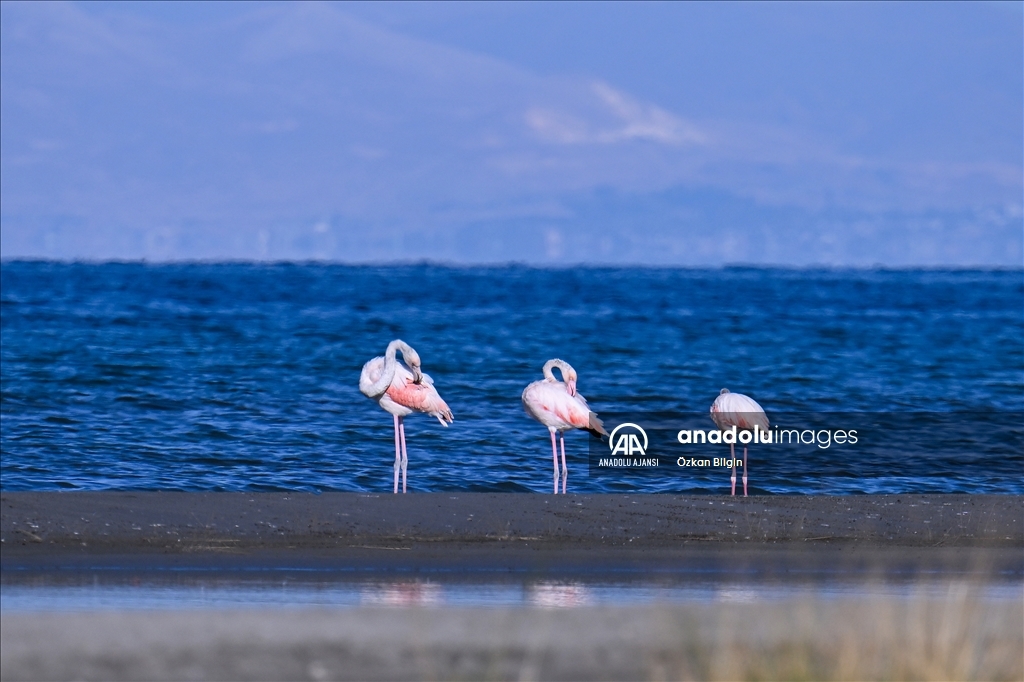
[2,492,1021,575]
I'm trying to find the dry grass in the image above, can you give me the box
[657,583,1023,682]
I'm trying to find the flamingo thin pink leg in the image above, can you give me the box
[392,414,401,494]
[730,443,737,496]
[399,416,408,494]
[560,432,568,494]
[742,446,748,497]
[550,430,559,494]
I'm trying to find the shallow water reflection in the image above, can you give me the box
[360,581,443,607]
[527,582,595,608]
[2,573,1020,612]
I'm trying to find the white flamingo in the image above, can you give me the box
[522,359,607,493]
[710,388,769,496]
[359,340,453,493]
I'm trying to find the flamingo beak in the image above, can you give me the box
[412,367,423,384]
[566,379,577,397]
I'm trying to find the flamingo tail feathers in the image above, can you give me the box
[586,412,608,440]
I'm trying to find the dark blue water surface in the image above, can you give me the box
[2,263,1021,494]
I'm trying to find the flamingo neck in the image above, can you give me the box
[362,339,413,398]
[542,359,573,383]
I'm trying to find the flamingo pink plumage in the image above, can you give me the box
[709,388,769,496]
[359,340,453,493]
[522,359,607,493]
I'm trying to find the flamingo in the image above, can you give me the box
[359,340,453,493]
[522,359,607,493]
[709,388,769,496]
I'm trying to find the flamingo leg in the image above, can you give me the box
[742,446,748,497]
[399,416,408,494]
[560,432,568,494]
[392,414,401,494]
[730,443,737,496]
[550,430,559,494]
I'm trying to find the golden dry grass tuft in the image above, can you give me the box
[659,583,1023,682]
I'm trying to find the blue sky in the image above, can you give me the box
[1,1,1021,265]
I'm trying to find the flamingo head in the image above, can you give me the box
[403,347,424,384]
[564,368,578,397]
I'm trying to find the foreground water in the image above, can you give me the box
[3,573,1020,612]
[2,263,1022,494]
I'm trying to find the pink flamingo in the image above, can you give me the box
[709,388,769,496]
[359,340,453,493]
[522,359,607,493]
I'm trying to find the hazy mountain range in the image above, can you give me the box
[2,1,1021,265]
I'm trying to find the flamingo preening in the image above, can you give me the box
[522,359,607,493]
[359,340,453,493]
[709,388,769,496]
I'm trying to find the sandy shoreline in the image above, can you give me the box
[3,492,1021,575]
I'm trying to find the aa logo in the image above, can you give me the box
[608,423,648,456]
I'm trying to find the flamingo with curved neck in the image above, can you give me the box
[359,340,423,398]
[360,340,452,493]
[522,359,607,493]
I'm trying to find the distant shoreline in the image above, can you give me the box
[4,259,1024,270]
[3,492,1021,575]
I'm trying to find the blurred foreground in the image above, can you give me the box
[3,583,1021,681]
[4,492,1021,680]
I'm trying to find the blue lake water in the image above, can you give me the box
[2,263,1022,494]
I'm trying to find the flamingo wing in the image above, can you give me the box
[710,391,769,430]
[523,381,596,432]
[386,366,453,425]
